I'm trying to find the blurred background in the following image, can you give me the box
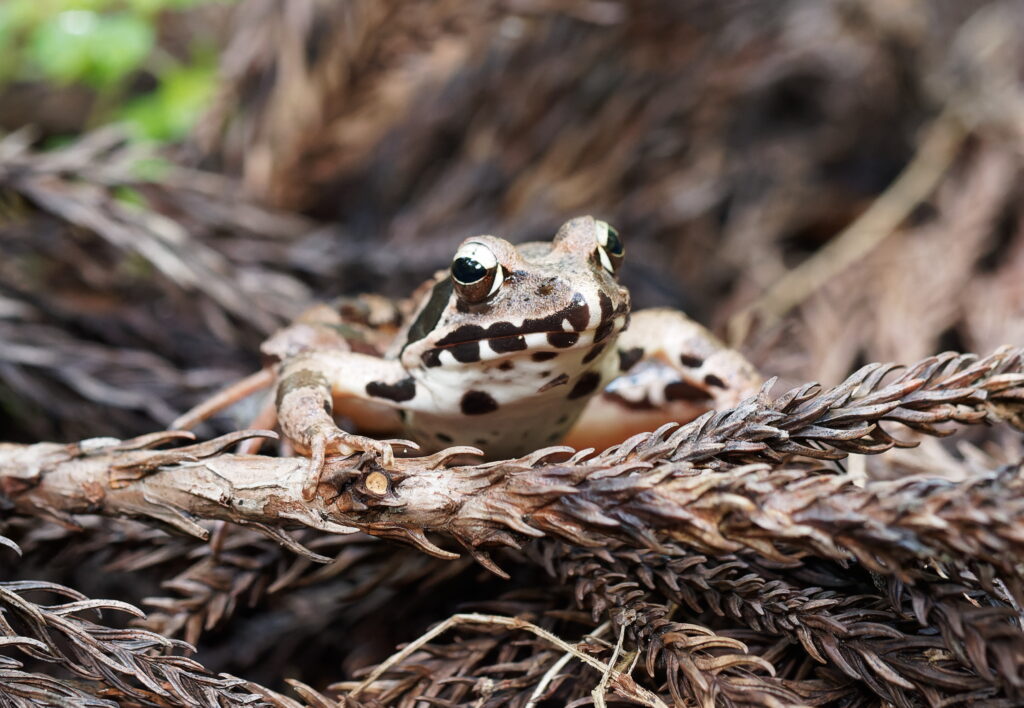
[1,0,1023,445]
[1,0,1024,696]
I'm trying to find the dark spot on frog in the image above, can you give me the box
[547,432,561,442]
[436,432,453,443]
[421,349,442,368]
[582,341,607,364]
[475,438,488,446]
[450,341,481,363]
[593,318,614,344]
[536,280,555,297]
[275,369,329,408]
[532,351,558,362]
[704,374,727,388]
[322,400,333,416]
[366,377,417,402]
[598,291,614,322]
[665,381,712,402]
[489,334,527,353]
[398,410,409,422]
[679,354,705,368]
[538,373,569,393]
[568,371,601,399]
[461,390,499,415]
[619,347,644,371]
[498,360,514,371]
[548,332,579,348]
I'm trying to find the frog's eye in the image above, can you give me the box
[451,242,504,303]
[595,220,624,274]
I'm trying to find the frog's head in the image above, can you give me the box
[399,216,630,370]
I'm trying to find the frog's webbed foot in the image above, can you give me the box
[565,308,761,450]
[615,308,762,408]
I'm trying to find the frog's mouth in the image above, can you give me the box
[437,292,594,347]
[419,291,628,367]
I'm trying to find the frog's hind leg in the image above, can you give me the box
[564,308,762,450]
[171,368,276,431]
[276,350,420,499]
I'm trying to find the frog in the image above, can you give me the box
[173,216,762,499]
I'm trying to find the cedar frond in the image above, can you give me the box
[0,579,261,706]
[0,652,117,707]
[548,541,1019,706]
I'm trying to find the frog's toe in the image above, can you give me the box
[303,436,330,501]
[375,439,395,467]
[385,438,420,455]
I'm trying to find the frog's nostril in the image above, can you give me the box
[536,281,555,297]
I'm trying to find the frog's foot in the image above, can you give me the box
[615,308,762,407]
[565,308,762,451]
[303,425,418,500]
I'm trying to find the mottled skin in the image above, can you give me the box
[176,216,762,499]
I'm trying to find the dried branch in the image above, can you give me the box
[0,573,261,706]
[1,350,1022,585]
[0,651,118,707]
[348,612,668,707]
[547,541,1019,706]
[542,548,820,708]
[0,127,310,336]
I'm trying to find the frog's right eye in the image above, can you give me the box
[451,242,504,303]
[595,220,624,274]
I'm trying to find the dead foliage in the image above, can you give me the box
[2,0,1024,706]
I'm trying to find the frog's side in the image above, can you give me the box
[175,216,762,499]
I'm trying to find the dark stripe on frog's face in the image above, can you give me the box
[402,278,453,352]
[581,341,607,364]
[432,293,591,348]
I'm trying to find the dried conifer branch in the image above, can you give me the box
[0,127,310,335]
[883,574,1024,696]
[610,347,1024,468]
[0,576,261,706]
[1,350,1022,582]
[348,613,669,707]
[1,652,119,707]
[540,549,821,708]
[333,630,571,706]
[547,541,1016,706]
[727,104,967,342]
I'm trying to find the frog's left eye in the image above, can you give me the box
[451,242,504,303]
[595,220,624,274]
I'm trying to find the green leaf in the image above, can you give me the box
[26,10,153,88]
[84,13,154,87]
[120,63,215,140]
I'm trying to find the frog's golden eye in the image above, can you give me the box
[451,242,504,303]
[595,221,624,274]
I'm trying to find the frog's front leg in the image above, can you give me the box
[276,351,417,499]
[565,308,762,449]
